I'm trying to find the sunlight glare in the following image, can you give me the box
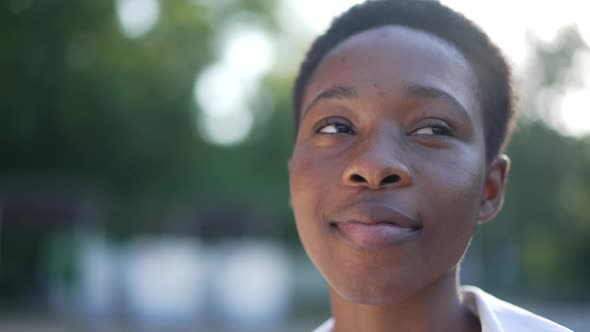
[221,25,274,79]
[558,89,590,137]
[194,24,274,146]
[116,0,160,39]
[197,107,254,146]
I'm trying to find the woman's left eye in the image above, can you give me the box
[411,125,452,136]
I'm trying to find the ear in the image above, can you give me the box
[478,154,511,224]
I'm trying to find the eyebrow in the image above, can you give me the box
[302,85,358,116]
[302,83,470,121]
[404,84,469,120]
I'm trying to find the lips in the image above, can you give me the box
[329,203,422,249]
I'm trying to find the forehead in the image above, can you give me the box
[303,25,480,119]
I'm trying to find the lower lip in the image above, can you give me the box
[333,222,419,249]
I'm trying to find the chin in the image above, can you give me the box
[328,271,419,306]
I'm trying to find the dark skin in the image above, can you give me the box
[289,26,510,332]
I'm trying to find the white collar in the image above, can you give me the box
[312,286,572,332]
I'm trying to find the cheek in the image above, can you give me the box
[432,158,482,212]
[289,148,333,231]
[289,146,339,209]
[420,141,485,212]
[290,153,319,212]
[288,148,337,269]
[418,146,486,265]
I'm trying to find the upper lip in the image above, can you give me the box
[330,202,421,230]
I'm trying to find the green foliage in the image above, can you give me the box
[474,27,590,299]
[0,0,293,232]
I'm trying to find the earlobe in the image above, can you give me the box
[478,154,511,224]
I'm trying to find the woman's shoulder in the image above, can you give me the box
[311,287,573,332]
[460,285,573,332]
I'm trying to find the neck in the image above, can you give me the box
[329,270,480,332]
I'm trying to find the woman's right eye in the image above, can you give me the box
[313,117,355,135]
[317,123,354,134]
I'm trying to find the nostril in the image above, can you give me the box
[350,174,366,183]
[381,174,401,185]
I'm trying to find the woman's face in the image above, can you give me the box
[289,26,500,305]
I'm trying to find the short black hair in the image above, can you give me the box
[293,0,516,162]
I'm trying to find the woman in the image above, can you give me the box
[288,1,572,331]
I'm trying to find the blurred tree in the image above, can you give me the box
[0,0,294,237]
[476,27,590,300]
[0,0,295,304]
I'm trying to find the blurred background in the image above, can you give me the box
[1,0,589,331]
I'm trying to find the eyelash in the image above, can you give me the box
[314,118,454,137]
[410,123,454,137]
[314,118,356,135]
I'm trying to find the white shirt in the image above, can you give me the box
[312,286,573,332]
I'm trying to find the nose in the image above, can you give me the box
[342,137,412,190]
